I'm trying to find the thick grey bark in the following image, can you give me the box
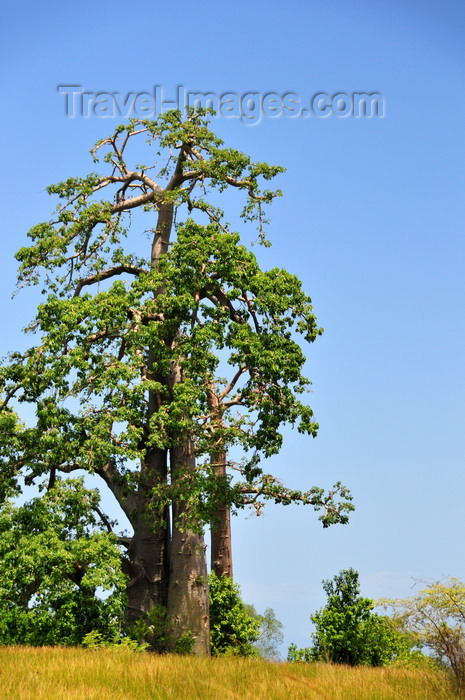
[210,450,233,580]
[167,442,210,655]
[206,383,233,580]
[123,446,170,648]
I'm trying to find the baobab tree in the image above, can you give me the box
[0,110,353,654]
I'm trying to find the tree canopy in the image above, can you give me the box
[0,478,125,646]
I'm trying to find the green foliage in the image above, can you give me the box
[289,569,421,667]
[129,604,171,652]
[310,568,377,665]
[81,629,149,652]
[287,643,313,663]
[127,604,194,655]
[174,631,195,655]
[381,578,465,689]
[0,110,352,534]
[0,479,126,646]
[208,572,260,656]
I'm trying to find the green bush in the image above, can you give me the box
[81,630,149,652]
[208,572,260,656]
[0,479,126,647]
[289,568,422,667]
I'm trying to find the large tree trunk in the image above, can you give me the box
[167,441,210,656]
[206,381,233,580]
[210,450,233,579]
[124,445,170,651]
[125,192,210,654]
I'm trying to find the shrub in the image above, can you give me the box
[288,568,422,667]
[208,572,260,656]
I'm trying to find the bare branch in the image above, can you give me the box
[218,367,248,403]
[92,503,116,535]
[73,264,148,297]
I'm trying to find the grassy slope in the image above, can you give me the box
[0,647,460,700]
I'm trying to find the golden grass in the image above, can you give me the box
[0,647,460,700]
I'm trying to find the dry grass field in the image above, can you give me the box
[0,647,461,700]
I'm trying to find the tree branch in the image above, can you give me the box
[73,264,148,297]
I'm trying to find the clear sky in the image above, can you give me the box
[1,0,464,655]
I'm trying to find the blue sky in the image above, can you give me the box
[1,0,464,654]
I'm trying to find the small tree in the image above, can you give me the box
[311,568,375,665]
[381,578,465,690]
[245,604,284,660]
[288,568,418,666]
